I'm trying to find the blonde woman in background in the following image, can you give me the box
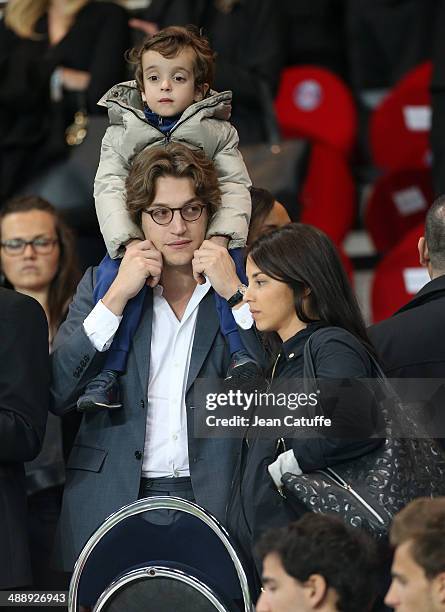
[0,0,129,202]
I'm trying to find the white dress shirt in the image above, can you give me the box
[83,281,211,477]
[83,300,122,351]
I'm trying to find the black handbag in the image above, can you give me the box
[281,328,445,539]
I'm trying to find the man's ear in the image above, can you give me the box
[418,236,430,267]
[194,83,210,102]
[304,574,328,607]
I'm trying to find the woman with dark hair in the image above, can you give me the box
[195,222,383,591]
[0,195,80,591]
[246,222,372,354]
[243,223,381,477]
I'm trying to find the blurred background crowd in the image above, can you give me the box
[1,0,445,327]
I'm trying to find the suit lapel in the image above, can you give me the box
[186,290,220,394]
[133,289,153,395]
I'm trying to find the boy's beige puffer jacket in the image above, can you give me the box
[95,80,251,258]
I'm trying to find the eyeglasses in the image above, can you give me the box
[0,237,59,256]
[143,203,207,226]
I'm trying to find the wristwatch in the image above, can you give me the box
[227,284,247,307]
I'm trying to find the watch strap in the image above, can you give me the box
[227,284,247,307]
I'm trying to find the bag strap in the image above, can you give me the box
[303,326,398,400]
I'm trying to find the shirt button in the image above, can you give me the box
[134,450,142,460]
[172,434,178,441]
[289,352,295,359]
[140,400,145,409]
[173,469,179,477]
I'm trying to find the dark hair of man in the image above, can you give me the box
[126,143,221,227]
[0,196,80,337]
[247,223,375,354]
[390,497,445,579]
[128,25,215,93]
[425,195,445,271]
[256,514,379,612]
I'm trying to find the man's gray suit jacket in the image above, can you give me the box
[51,268,238,571]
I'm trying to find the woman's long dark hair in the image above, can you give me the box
[247,223,375,356]
[0,196,81,337]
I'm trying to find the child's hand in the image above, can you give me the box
[103,240,162,315]
[193,240,240,298]
[195,236,228,283]
[209,235,229,248]
[125,238,143,250]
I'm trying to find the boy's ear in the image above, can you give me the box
[194,83,210,102]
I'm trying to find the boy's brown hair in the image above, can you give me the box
[128,25,215,93]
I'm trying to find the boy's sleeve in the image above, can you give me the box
[94,124,144,259]
[207,123,252,249]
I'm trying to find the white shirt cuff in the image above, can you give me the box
[268,449,302,489]
[83,300,122,352]
[232,302,254,329]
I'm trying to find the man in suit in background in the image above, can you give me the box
[51,143,243,572]
[0,287,49,589]
[369,195,445,444]
[370,195,445,378]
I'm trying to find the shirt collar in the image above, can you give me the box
[153,278,211,324]
[154,278,211,296]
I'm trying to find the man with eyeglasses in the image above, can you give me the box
[50,143,247,579]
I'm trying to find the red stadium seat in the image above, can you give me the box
[369,62,432,172]
[371,223,430,323]
[299,143,356,245]
[365,167,433,253]
[275,66,358,157]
